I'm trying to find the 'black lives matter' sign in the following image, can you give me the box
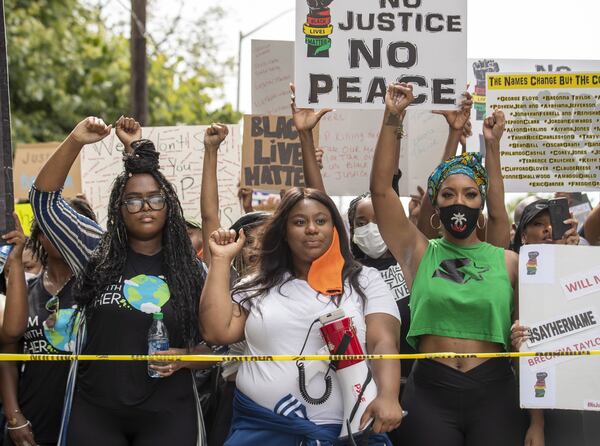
[241,115,320,191]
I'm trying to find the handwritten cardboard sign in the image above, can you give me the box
[81,125,242,228]
[13,142,81,200]
[242,115,320,191]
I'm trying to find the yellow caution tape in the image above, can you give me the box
[0,351,599,362]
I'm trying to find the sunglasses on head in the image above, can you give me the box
[44,295,60,330]
[121,194,166,214]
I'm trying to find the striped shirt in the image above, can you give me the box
[29,186,104,274]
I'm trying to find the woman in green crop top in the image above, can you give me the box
[369,83,544,446]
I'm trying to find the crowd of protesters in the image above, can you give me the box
[0,83,599,446]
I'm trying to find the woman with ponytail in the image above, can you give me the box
[30,117,209,446]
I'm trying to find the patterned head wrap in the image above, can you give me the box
[427,152,488,206]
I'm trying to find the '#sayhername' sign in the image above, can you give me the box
[294,0,467,110]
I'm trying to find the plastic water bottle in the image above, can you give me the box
[0,244,13,275]
[148,312,169,378]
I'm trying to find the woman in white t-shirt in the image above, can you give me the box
[200,187,403,445]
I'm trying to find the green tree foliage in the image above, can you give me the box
[5,0,240,143]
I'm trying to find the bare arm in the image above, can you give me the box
[199,229,247,345]
[290,84,331,192]
[483,111,510,248]
[0,215,28,342]
[34,117,111,192]
[361,313,403,433]
[418,93,473,239]
[115,116,142,155]
[238,187,254,214]
[370,84,428,288]
[584,204,600,246]
[0,344,37,445]
[200,124,229,267]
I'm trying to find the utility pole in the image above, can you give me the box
[0,0,14,236]
[130,0,148,125]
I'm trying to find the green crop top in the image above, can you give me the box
[407,238,513,351]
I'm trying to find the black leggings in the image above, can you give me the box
[66,393,198,446]
[396,359,526,446]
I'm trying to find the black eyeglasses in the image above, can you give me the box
[121,194,166,214]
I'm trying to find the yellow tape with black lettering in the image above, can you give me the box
[0,351,599,362]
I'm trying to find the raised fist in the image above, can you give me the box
[307,0,333,11]
[472,59,500,81]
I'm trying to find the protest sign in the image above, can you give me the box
[14,203,34,236]
[486,72,600,193]
[397,110,449,196]
[13,142,81,200]
[252,39,383,196]
[81,125,242,228]
[252,39,447,196]
[252,40,295,116]
[519,244,600,410]
[241,115,317,191]
[294,0,467,110]
[467,58,600,152]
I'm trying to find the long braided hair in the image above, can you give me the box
[74,140,203,348]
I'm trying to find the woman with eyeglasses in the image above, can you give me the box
[0,201,94,446]
[29,117,208,446]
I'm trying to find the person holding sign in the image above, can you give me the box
[370,83,543,445]
[29,117,211,446]
[200,188,402,445]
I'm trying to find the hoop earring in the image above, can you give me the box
[477,214,486,230]
[430,213,441,230]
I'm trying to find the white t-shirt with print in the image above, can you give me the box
[235,266,400,425]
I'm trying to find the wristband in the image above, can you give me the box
[7,420,31,431]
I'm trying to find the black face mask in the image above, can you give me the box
[439,204,480,240]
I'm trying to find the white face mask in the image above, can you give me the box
[352,222,388,259]
[24,272,38,282]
